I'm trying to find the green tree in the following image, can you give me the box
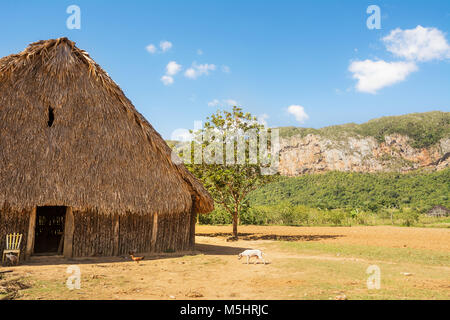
[186,106,278,239]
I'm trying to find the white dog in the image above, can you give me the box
[238,249,266,265]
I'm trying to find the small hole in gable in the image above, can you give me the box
[47,107,55,127]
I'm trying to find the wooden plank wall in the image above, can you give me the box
[0,204,31,259]
[0,206,194,258]
[72,209,116,257]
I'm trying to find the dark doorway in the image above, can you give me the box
[34,206,66,255]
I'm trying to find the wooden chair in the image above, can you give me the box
[2,233,23,264]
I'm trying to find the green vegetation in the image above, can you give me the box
[200,203,450,227]
[248,169,449,212]
[267,240,450,299]
[200,169,450,227]
[273,241,450,267]
[182,110,449,228]
[279,111,450,149]
[186,107,276,238]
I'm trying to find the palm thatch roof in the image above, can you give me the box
[427,205,449,216]
[0,37,213,215]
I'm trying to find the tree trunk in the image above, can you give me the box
[232,210,238,239]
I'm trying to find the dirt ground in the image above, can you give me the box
[196,225,450,252]
[1,226,449,300]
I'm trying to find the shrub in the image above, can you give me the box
[353,210,374,225]
[291,206,310,225]
[200,203,436,228]
[398,208,420,227]
[241,206,268,225]
[199,205,232,225]
[328,209,347,226]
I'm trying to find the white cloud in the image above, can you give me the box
[207,99,239,107]
[224,99,238,106]
[349,59,418,94]
[146,40,173,54]
[161,75,174,86]
[221,65,231,73]
[185,63,216,79]
[197,49,203,55]
[161,61,182,85]
[160,40,173,52]
[184,68,197,79]
[208,99,220,107]
[166,61,182,76]
[287,105,309,124]
[171,128,192,142]
[349,25,449,94]
[383,26,450,62]
[146,44,157,54]
[257,114,269,126]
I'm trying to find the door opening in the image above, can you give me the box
[34,206,66,255]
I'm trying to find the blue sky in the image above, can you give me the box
[0,0,449,139]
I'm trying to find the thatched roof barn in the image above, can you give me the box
[0,38,213,258]
[426,205,449,217]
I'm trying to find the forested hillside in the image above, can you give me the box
[248,169,450,212]
[279,111,449,149]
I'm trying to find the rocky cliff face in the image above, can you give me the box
[279,134,449,176]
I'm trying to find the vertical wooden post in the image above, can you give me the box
[151,213,158,252]
[63,207,74,258]
[25,208,37,260]
[190,208,197,250]
[113,214,120,256]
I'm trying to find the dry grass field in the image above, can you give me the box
[1,225,449,300]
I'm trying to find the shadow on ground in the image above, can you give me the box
[195,243,252,256]
[2,233,344,268]
[196,232,345,242]
[1,243,252,268]
[2,251,201,267]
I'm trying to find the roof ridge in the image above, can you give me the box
[0,38,214,214]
